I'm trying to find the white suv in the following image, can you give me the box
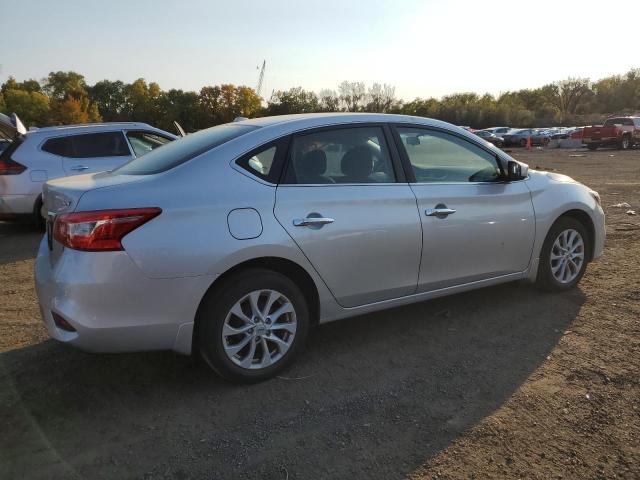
[0,114,176,225]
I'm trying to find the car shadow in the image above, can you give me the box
[1,281,585,480]
[0,221,42,265]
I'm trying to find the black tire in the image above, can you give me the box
[196,268,310,383]
[542,137,550,146]
[586,144,598,151]
[519,138,527,147]
[33,196,45,230]
[619,135,630,150]
[535,217,590,292]
[496,140,504,148]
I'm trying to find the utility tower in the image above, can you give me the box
[256,60,266,97]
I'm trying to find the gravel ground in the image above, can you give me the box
[1,148,638,479]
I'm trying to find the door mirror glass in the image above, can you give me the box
[507,160,526,180]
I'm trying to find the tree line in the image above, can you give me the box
[1,69,639,132]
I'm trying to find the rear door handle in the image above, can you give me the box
[293,217,335,227]
[70,165,89,171]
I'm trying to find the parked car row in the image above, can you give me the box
[469,125,593,148]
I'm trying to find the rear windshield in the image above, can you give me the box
[603,118,634,126]
[114,123,259,175]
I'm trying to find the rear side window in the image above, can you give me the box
[42,132,130,158]
[283,126,396,184]
[115,124,258,175]
[126,131,173,157]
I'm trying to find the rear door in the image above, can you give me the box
[392,126,535,292]
[43,131,133,175]
[274,124,423,308]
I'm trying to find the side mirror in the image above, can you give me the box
[506,160,528,180]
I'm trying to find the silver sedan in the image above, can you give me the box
[35,113,605,383]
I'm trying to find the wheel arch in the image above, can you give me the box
[193,256,321,348]
[554,209,596,261]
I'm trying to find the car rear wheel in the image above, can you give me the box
[586,144,598,151]
[619,136,630,150]
[535,217,590,292]
[519,138,527,147]
[197,269,310,383]
[33,196,45,230]
[542,137,550,146]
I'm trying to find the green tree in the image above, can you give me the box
[267,87,319,115]
[2,89,50,126]
[89,80,126,121]
[43,71,88,101]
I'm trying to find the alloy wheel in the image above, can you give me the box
[222,289,297,369]
[550,229,585,284]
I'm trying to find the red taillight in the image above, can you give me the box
[53,208,161,251]
[0,158,27,175]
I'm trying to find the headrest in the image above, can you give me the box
[341,146,373,179]
[298,149,327,176]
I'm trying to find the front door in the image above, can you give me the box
[274,125,422,308]
[393,126,536,292]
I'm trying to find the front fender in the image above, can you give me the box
[525,171,605,281]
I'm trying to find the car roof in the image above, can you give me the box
[25,122,167,138]
[232,112,468,134]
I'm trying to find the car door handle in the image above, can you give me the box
[293,217,335,227]
[70,165,89,171]
[425,207,456,217]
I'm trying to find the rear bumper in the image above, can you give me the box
[35,237,216,355]
[582,137,618,145]
[0,193,38,217]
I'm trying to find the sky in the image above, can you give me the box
[3,0,639,101]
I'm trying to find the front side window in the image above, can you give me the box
[397,127,502,183]
[42,132,130,158]
[285,126,396,184]
[126,131,173,157]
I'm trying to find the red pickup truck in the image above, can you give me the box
[582,116,640,150]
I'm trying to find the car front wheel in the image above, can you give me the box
[197,269,310,383]
[535,217,590,292]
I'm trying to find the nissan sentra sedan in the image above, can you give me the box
[35,113,605,383]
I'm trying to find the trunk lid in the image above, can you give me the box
[42,171,144,216]
[43,172,147,263]
[583,124,618,140]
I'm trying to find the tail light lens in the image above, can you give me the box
[53,208,161,251]
[0,158,27,175]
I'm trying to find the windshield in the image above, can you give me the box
[115,123,259,175]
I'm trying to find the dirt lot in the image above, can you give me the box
[1,148,638,480]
